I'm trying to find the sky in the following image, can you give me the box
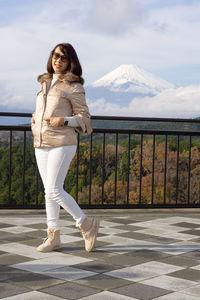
[0,0,200,116]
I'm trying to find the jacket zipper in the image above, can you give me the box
[40,82,48,146]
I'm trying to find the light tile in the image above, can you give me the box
[99,220,120,227]
[0,243,60,259]
[97,235,154,246]
[0,218,46,225]
[10,253,92,272]
[60,234,82,243]
[80,291,137,300]
[163,232,198,241]
[135,228,174,236]
[0,291,63,299]
[130,261,184,275]
[142,275,197,291]
[190,264,200,270]
[60,227,77,234]
[0,226,37,234]
[182,284,200,297]
[154,291,200,300]
[99,227,128,235]
[41,265,97,281]
[59,220,75,226]
[96,239,158,253]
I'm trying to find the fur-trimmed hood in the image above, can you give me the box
[37,72,83,84]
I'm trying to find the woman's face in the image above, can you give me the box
[52,47,69,74]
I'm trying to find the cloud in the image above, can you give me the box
[0,0,200,113]
[86,0,146,35]
[87,85,200,118]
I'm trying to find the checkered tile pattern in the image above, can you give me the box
[0,210,200,299]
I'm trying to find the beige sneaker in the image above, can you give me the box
[37,228,61,252]
[77,217,100,252]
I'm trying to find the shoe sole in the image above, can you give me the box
[87,219,100,252]
[37,244,61,252]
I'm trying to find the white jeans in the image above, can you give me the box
[35,145,86,229]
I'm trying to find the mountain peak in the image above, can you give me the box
[91,64,175,93]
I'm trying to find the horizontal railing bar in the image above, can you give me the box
[93,128,200,136]
[91,115,200,123]
[1,112,200,123]
[0,112,32,117]
[1,203,200,209]
[1,126,200,136]
[0,126,31,131]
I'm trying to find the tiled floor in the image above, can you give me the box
[0,209,200,299]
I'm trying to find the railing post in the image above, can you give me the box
[9,130,12,205]
[127,132,131,205]
[139,134,143,204]
[102,133,106,205]
[76,133,80,204]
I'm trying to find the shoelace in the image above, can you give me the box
[42,232,53,243]
[79,228,89,240]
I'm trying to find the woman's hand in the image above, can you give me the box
[44,117,64,127]
[31,117,35,124]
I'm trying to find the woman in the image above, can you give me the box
[31,43,99,253]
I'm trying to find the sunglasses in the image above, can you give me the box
[52,52,68,62]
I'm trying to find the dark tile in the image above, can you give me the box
[24,223,47,229]
[118,231,155,240]
[6,273,64,290]
[114,224,144,231]
[168,268,200,282]
[0,253,33,265]
[68,231,106,238]
[22,230,47,238]
[0,265,30,281]
[146,236,181,244]
[0,231,16,239]
[190,237,200,243]
[3,234,34,243]
[75,273,131,290]
[0,223,15,229]
[112,283,172,300]
[0,282,29,299]
[18,238,43,247]
[108,218,138,225]
[73,260,120,273]
[181,250,200,260]
[62,231,82,237]
[0,239,13,244]
[70,248,117,261]
[132,249,170,260]
[173,222,200,228]
[41,282,99,300]
[157,255,200,268]
[102,253,149,267]
[56,243,83,253]
[181,229,200,236]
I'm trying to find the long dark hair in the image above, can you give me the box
[47,43,84,84]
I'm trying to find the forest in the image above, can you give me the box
[1,129,200,207]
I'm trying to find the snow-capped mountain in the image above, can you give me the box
[91,64,174,93]
[85,64,175,106]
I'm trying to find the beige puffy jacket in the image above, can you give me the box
[31,72,92,148]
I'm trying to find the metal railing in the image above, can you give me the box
[1,112,200,208]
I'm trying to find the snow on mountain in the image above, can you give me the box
[90,64,175,94]
[86,64,176,107]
